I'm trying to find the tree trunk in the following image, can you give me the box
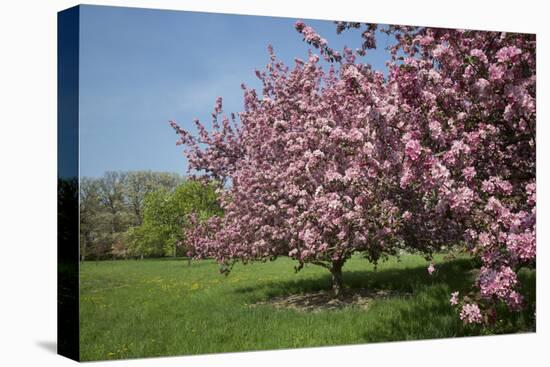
[330,260,344,298]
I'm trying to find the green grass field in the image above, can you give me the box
[79,254,535,361]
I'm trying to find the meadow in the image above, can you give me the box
[79,254,535,361]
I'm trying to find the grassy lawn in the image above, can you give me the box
[79,254,535,361]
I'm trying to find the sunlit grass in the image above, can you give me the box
[79,254,535,361]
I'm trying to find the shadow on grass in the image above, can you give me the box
[236,257,478,299]
[236,257,535,338]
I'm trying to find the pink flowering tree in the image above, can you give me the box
[171,20,535,319]
[314,22,536,322]
[170,45,441,296]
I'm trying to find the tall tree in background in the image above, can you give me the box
[79,177,100,261]
[78,171,184,260]
[94,171,131,259]
[125,171,181,226]
[126,180,221,258]
[97,171,129,234]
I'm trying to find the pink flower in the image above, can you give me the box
[427,263,435,275]
[460,303,483,324]
[488,64,505,82]
[470,49,488,64]
[450,291,459,306]
[449,186,475,215]
[432,44,448,58]
[429,119,442,140]
[496,46,522,63]
[418,35,434,46]
[294,21,306,32]
[506,231,535,262]
[405,139,422,161]
[526,182,536,205]
[505,291,524,311]
[475,78,491,95]
[478,266,518,299]
[462,166,476,181]
[481,179,495,193]
[478,232,492,247]
[400,166,413,188]
[325,169,343,183]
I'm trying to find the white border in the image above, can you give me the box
[0,1,547,366]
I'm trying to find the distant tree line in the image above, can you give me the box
[79,171,221,260]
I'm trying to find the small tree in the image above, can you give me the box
[126,180,222,258]
[125,170,182,226]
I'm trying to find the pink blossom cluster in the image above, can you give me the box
[450,291,459,306]
[374,25,535,323]
[460,303,483,324]
[295,21,327,48]
[478,266,519,299]
[295,21,342,62]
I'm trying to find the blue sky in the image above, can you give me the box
[79,5,392,177]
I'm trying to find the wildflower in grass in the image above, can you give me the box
[427,263,435,275]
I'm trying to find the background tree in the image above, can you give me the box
[78,171,184,260]
[79,177,101,261]
[126,179,222,258]
[125,171,181,226]
[90,171,132,259]
[97,171,129,234]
